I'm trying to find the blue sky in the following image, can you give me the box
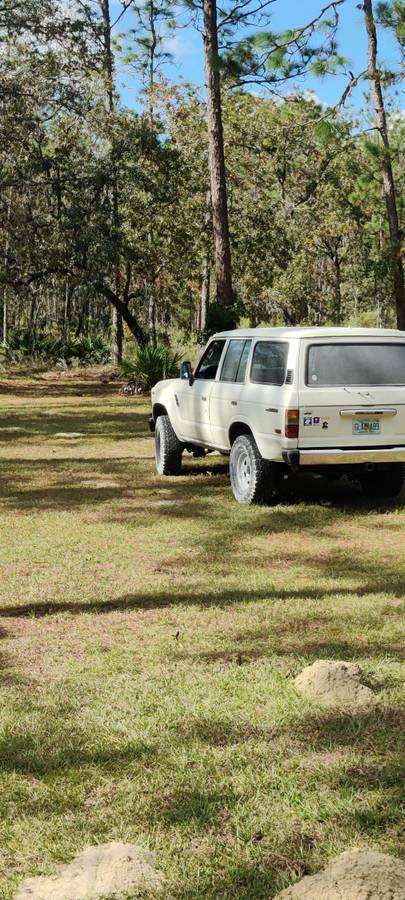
[115,0,403,119]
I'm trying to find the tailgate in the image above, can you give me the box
[297,390,405,449]
[298,340,405,449]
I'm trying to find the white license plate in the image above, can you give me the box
[352,419,381,435]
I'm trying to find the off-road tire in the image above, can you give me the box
[229,433,278,505]
[359,464,404,499]
[155,415,183,475]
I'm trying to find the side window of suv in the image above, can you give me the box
[194,340,226,380]
[220,339,252,383]
[250,341,289,385]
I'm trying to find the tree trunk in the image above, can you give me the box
[147,4,158,345]
[63,281,74,343]
[198,188,211,337]
[202,0,233,308]
[2,292,6,348]
[199,254,210,337]
[363,0,405,329]
[111,301,123,362]
[148,285,157,346]
[148,0,157,124]
[100,0,123,362]
[28,290,39,350]
[76,296,89,338]
[99,284,148,348]
[2,190,12,347]
[332,252,342,325]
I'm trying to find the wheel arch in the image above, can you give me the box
[229,421,253,446]
[152,402,168,421]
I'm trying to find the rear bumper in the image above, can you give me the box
[283,447,405,467]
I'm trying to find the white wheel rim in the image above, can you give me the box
[236,448,251,490]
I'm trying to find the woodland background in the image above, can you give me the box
[1,0,404,368]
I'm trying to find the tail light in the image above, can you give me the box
[285,408,299,439]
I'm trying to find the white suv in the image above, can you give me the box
[150,327,405,504]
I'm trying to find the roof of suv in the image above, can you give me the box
[213,326,405,339]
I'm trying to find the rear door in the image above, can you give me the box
[298,339,405,449]
[210,338,252,446]
[239,339,297,457]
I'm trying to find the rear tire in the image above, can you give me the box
[155,415,183,475]
[229,434,278,505]
[359,464,404,499]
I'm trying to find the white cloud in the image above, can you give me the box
[163,32,196,62]
[301,89,325,107]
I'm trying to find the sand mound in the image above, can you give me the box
[294,660,374,706]
[274,849,405,899]
[15,841,164,899]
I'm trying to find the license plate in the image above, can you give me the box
[352,419,381,435]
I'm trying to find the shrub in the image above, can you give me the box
[5,331,110,365]
[120,345,182,392]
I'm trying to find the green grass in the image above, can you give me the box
[0,368,404,898]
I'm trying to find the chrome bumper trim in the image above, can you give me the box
[299,447,405,466]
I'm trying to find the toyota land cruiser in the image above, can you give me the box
[149,327,405,504]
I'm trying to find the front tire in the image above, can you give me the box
[229,434,277,505]
[359,464,404,499]
[155,415,183,475]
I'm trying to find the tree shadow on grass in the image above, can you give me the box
[175,716,269,748]
[2,576,403,618]
[287,706,405,845]
[0,730,155,778]
[169,706,404,897]
[285,705,405,753]
[0,407,148,442]
[182,461,229,478]
[0,454,227,514]
[171,705,404,758]
[0,376,124,399]
[0,457,159,512]
[0,624,24,686]
[155,786,240,828]
[1,542,405,619]
[174,637,404,668]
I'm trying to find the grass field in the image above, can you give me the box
[0,368,404,898]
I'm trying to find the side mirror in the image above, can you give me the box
[180,361,194,385]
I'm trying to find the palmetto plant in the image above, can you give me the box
[6,331,110,365]
[120,345,182,391]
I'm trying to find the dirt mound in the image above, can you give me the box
[274,849,405,899]
[294,660,374,706]
[15,841,164,899]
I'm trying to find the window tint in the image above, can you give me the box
[307,343,405,386]
[220,339,251,383]
[250,342,289,385]
[194,340,225,380]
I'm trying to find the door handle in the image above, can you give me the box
[231,401,237,406]
[201,396,207,402]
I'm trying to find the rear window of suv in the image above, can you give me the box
[307,343,405,386]
[250,341,289,385]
